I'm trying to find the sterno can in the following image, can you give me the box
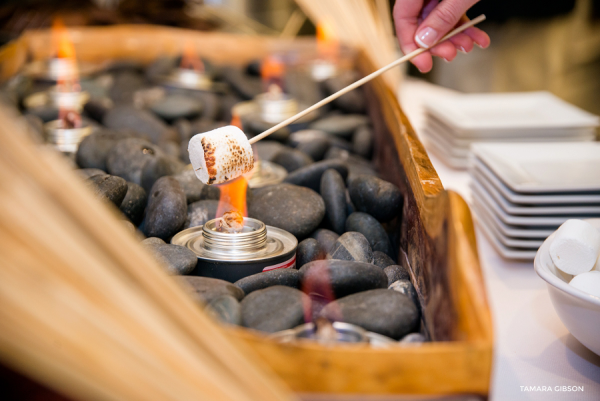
[171,217,297,282]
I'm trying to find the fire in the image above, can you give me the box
[216,115,249,219]
[301,261,341,324]
[52,18,82,129]
[180,41,205,72]
[261,55,285,94]
[316,21,339,62]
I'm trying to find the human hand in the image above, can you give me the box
[393,0,490,73]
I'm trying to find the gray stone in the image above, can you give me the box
[296,238,324,268]
[158,140,181,159]
[345,189,355,215]
[86,174,128,206]
[240,286,308,333]
[103,104,175,144]
[345,212,393,257]
[76,130,128,171]
[77,168,106,180]
[400,333,426,343]
[142,237,166,245]
[108,70,145,104]
[105,138,171,188]
[384,265,410,286]
[184,200,219,229]
[150,94,202,121]
[284,160,348,192]
[320,289,419,340]
[327,232,373,263]
[172,169,220,204]
[221,66,262,100]
[299,259,387,299]
[372,251,396,269]
[234,269,300,295]
[178,276,244,304]
[348,175,403,222]
[309,114,369,137]
[352,126,373,159]
[83,97,113,123]
[324,147,378,180]
[144,243,197,275]
[289,129,353,152]
[320,169,347,234]
[207,295,242,326]
[296,138,330,161]
[272,148,313,173]
[254,141,285,162]
[310,229,339,255]
[119,182,147,225]
[249,184,325,239]
[389,280,419,309]
[143,176,187,240]
[323,72,366,114]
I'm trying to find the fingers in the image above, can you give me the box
[393,0,433,72]
[463,26,490,48]
[449,33,474,53]
[414,0,480,48]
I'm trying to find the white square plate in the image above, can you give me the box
[425,91,600,132]
[473,157,600,204]
[472,142,600,193]
[473,210,539,259]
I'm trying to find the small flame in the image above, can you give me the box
[261,55,285,94]
[301,260,342,324]
[180,41,205,72]
[52,18,81,129]
[316,21,339,62]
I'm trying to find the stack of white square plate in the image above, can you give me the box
[422,91,599,169]
[470,142,600,259]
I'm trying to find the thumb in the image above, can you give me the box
[414,0,479,48]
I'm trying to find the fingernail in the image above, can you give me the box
[442,58,450,63]
[457,46,467,53]
[415,27,439,48]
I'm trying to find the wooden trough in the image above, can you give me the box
[0,25,493,399]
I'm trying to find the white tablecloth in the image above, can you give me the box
[399,80,600,400]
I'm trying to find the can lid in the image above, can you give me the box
[247,161,287,188]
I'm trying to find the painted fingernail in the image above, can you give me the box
[457,46,467,53]
[415,27,439,48]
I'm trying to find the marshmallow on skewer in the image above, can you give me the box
[549,219,600,275]
[188,126,254,185]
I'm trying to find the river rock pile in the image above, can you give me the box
[5,57,423,343]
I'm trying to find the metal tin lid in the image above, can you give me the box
[246,161,287,188]
[44,120,93,153]
[232,99,319,125]
[157,68,213,91]
[172,218,297,262]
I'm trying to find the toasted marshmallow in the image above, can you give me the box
[550,219,600,276]
[188,126,254,185]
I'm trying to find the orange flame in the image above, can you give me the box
[52,18,81,129]
[316,21,339,62]
[261,55,285,93]
[301,260,342,324]
[180,41,205,72]
[216,115,249,219]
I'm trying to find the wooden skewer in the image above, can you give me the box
[249,14,486,145]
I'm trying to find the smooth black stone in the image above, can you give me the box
[254,141,285,162]
[389,280,419,310]
[108,70,145,104]
[240,286,308,333]
[384,265,411,286]
[77,168,106,180]
[150,94,202,121]
[249,184,325,239]
[119,182,147,224]
[178,276,244,304]
[174,118,193,143]
[243,114,291,142]
[320,169,347,234]
[297,238,324,268]
[309,114,369,137]
[323,72,366,114]
[245,59,262,76]
[272,148,313,173]
[299,259,387,299]
[327,232,373,263]
[103,104,174,144]
[184,200,220,229]
[144,56,176,81]
[348,175,403,222]
[27,105,58,122]
[83,97,113,123]
[400,333,426,343]
[345,189,355,215]
[284,69,323,106]
[196,91,220,121]
[172,169,220,204]
[141,237,166,245]
[207,295,242,326]
[310,228,339,255]
[221,66,262,100]
[345,212,393,257]
[234,269,300,295]
[218,92,243,122]
[284,160,348,192]
[296,138,330,161]
[143,176,187,240]
[352,126,373,159]
[86,174,128,206]
[324,147,378,180]
[140,155,181,193]
[158,140,181,159]
[320,289,419,340]
[144,243,197,275]
[76,130,126,171]
[189,118,226,142]
[372,251,396,269]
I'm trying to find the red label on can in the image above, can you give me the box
[262,255,296,271]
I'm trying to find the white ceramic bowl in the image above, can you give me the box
[534,218,600,356]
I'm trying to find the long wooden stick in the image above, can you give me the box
[249,14,486,145]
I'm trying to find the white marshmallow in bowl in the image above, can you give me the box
[570,271,600,298]
[549,219,600,276]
